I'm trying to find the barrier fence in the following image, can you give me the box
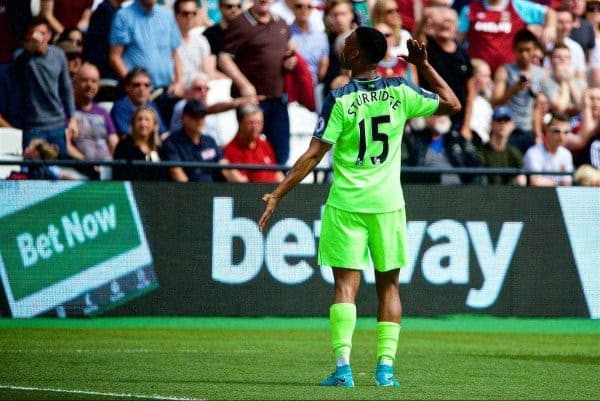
[0,181,597,319]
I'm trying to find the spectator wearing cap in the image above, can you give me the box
[477,106,527,186]
[14,17,77,158]
[160,99,248,182]
[223,104,285,183]
[524,111,574,186]
[110,67,168,137]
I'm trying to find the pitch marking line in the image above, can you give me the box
[0,385,201,400]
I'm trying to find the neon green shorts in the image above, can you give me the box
[318,205,408,272]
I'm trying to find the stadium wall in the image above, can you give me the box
[0,181,598,318]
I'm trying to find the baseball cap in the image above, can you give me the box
[492,105,512,121]
[183,99,207,117]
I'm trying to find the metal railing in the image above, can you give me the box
[0,158,575,183]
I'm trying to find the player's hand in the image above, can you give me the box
[403,39,428,67]
[259,193,280,232]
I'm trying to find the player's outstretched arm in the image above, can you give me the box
[404,39,461,116]
[259,138,332,232]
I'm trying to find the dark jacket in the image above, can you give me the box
[402,128,482,184]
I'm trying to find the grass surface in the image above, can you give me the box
[0,316,598,400]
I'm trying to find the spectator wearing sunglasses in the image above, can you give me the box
[203,0,244,58]
[110,67,168,137]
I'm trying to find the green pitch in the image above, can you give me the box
[0,316,598,400]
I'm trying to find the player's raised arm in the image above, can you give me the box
[259,138,332,232]
[404,39,462,116]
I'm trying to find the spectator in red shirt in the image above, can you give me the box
[223,104,285,183]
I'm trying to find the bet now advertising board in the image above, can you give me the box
[0,181,598,318]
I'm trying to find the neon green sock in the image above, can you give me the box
[376,321,401,366]
[330,303,356,366]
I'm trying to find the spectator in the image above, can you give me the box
[477,106,527,185]
[83,0,125,79]
[573,163,600,185]
[110,67,168,137]
[56,39,83,80]
[55,27,84,47]
[416,6,474,139]
[457,0,556,75]
[112,105,168,180]
[469,58,493,144]
[0,0,32,64]
[270,0,325,31]
[203,0,243,58]
[289,0,329,90]
[0,62,23,128]
[321,0,354,98]
[566,86,600,166]
[174,0,224,86]
[491,29,550,155]
[218,0,297,165]
[69,63,118,179]
[160,99,248,182]
[547,8,587,81]
[370,0,412,58]
[524,111,574,186]
[374,22,416,82]
[544,44,586,115]
[402,115,481,185]
[170,73,263,145]
[39,0,93,34]
[562,0,596,58]
[223,104,285,183]
[15,17,77,158]
[109,0,184,122]
[14,138,86,180]
[586,0,600,86]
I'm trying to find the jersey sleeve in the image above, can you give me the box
[313,93,344,144]
[401,81,440,119]
[513,0,547,25]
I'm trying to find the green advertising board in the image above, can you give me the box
[0,181,157,317]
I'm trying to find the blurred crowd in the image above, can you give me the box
[0,0,599,186]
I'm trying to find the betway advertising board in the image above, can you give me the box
[0,182,598,318]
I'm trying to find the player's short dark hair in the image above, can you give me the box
[355,26,387,64]
[174,0,198,14]
[512,28,540,49]
[123,67,152,86]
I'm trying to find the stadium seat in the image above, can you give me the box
[0,127,23,179]
[96,78,121,103]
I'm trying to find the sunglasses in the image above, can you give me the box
[131,82,151,88]
[295,3,313,9]
[178,10,197,16]
[549,128,570,135]
[493,117,511,123]
[221,3,242,8]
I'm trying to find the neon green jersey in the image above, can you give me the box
[314,76,439,213]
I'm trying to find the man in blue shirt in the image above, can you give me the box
[109,0,184,121]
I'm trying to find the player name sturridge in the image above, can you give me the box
[347,90,401,116]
